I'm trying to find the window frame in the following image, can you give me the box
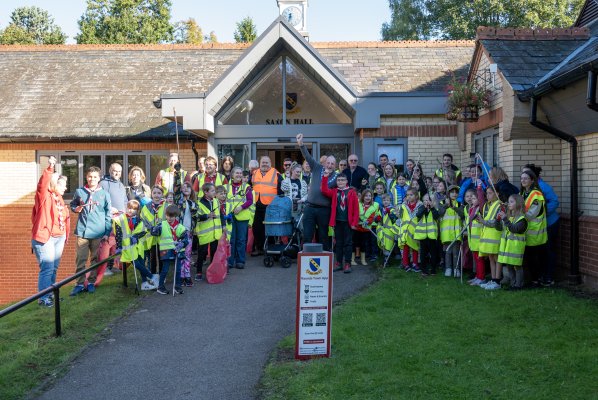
[37,150,169,200]
[473,127,499,168]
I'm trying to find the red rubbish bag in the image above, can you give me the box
[207,234,230,284]
[246,227,254,254]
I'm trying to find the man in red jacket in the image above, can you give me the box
[321,172,359,273]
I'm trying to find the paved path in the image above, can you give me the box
[36,258,377,400]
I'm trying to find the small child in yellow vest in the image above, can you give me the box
[151,204,188,295]
[414,193,440,275]
[114,200,158,291]
[497,194,528,290]
[139,185,165,276]
[438,185,464,277]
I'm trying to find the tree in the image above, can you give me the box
[233,16,257,43]
[174,18,203,44]
[205,31,218,43]
[0,6,66,44]
[381,0,585,40]
[382,0,431,40]
[76,0,174,44]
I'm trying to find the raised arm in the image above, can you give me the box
[296,133,316,170]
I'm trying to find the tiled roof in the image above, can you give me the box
[0,41,473,139]
[480,39,586,92]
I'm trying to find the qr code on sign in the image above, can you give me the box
[302,313,313,327]
[315,313,326,326]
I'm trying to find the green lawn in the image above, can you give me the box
[259,268,598,400]
[0,272,145,400]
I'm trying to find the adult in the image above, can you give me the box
[342,154,367,191]
[364,162,380,190]
[377,153,402,176]
[251,156,283,256]
[194,156,228,196]
[226,167,254,269]
[520,169,548,287]
[523,164,559,286]
[156,152,188,194]
[281,162,308,215]
[248,159,259,176]
[70,166,112,296]
[31,156,69,307]
[319,155,327,166]
[296,133,337,251]
[488,167,519,203]
[338,159,347,174]
[301,160,312,185]
[404,159,416,180]
[282,158,293,178]
[220,155,234,182]
[99,162,128,275]
[189,156,206,195]
[435,153,462,185]
[126,166,151,206]
[100,163,128,214]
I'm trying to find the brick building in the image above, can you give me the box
[0,1,596,303]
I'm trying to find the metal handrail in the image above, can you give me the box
[0,253,127,336]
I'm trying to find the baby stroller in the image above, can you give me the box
[263,195,303,268]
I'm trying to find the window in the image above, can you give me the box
[38,151,169,199]
[473,127,499,167]
[218,56,351,125]
[217,144,250,169]
[320,143,350,166]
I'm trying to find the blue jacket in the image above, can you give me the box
[100,175,128,212]
[539,178,559,226]
[457,177,487,204]
[70,187,112,239]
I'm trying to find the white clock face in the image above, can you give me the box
[282,6,302,27]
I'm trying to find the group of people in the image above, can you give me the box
[31,136,559,307]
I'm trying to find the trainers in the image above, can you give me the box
[469,278,483,286]
[333,262,343,272]
[86,283,95,294]
[103,268,114,276]
[343,263,352,273]
[70,284,85,297]
[484,281,500,290]
[186,277,193,287]
[156,286,169,295]
[479,280,490,288]
[38,297,54,308]
[541,279,555,287]
[141,281,157,291]
[235,263,245,269]
[195,273,203,281]
[411,265,421,273]
[403,264,411,272]
[174,286,184,295]
[454,268,461,278]
[444,268,452,277]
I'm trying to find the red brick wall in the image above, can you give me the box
[557,214,598,286]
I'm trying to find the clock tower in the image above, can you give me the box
[277,0,308,39]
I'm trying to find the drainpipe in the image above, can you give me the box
[588,71,598,112]
[530,97,581,285]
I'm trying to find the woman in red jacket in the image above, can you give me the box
[31,156,69,307]
[321,172,359,273]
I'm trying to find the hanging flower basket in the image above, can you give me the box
[445,73,491,122]
[458,105,479,122]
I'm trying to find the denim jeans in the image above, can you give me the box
[159,258,182,288]
[228,219,248,266]
[32,235,66,301]
[133,257,154,282]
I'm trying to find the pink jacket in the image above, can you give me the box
[31,166,70,243]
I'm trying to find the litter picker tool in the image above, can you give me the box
[172,253,178,297]
[131,262,140,295]
[173,107,181,155]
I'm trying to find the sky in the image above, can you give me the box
[0,0,391,43]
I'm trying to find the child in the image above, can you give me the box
[114,200,157,291]
[164,191,174,206]
[321,172,359,273]
[497,194,527,290]
[435,180,447,204]
[226,167,253,270]
[378,194,398,257]
[215,185,229,233]
[438,185,464,277]
[373,182,386,208]
[139,185,165,275]
[178,182,197,286]
[355,189,381,265]
[414,193,440,275]
[151,204,187,295]
[465,187,487,286]
[393,174,408,207]
[194,183,222,281]
[398,188,422,272]
[477,186,503,290]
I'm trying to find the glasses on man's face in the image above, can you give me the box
[284,164,291,168]
[349,159,358,162]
